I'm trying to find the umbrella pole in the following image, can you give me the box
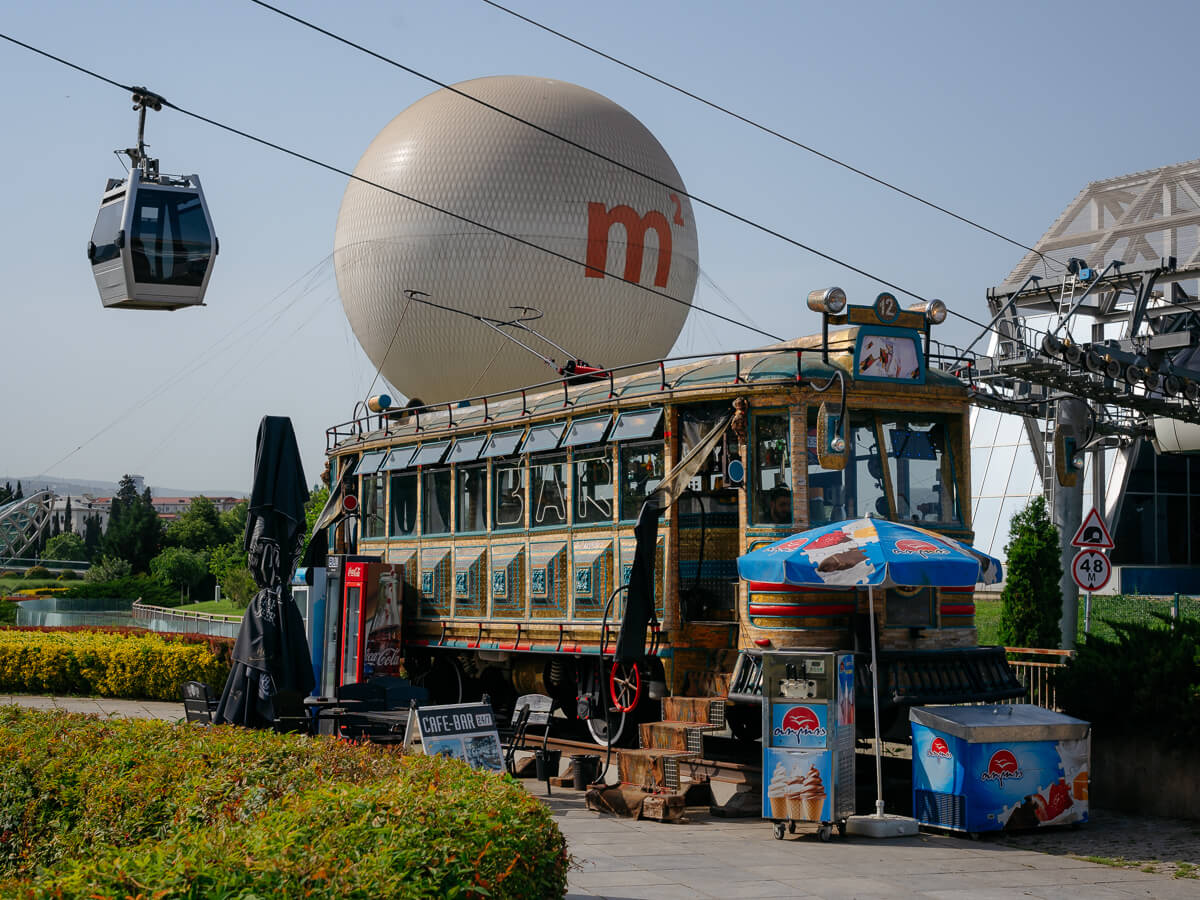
[868,584,884,818]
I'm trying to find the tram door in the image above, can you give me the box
[338,559,406,687]
[676,403,740,622]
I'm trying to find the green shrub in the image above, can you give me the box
[60,574,175,605]
[55,570,80,581]
[83,556,132,583]
[0,602,14,626]
[22,566,50,580]
[0,709,569,898]
[1056,612,1200,744]
[0,629,229,700]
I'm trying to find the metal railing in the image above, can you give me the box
[132,600,242,638]
[1002,647,1073,711]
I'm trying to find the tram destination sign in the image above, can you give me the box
[405,701,504,773]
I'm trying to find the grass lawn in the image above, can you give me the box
[176,598,244,617]
[0,576,66,594]
[974,592,1197,647]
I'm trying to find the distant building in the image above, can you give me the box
[49,495,110,533]
[89,495,243,522]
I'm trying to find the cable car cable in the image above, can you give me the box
[0,29,1035,359]
[478,0,1063,272]
[240,2,1044,355]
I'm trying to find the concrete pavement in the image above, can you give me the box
[546,792,1199,899]
[0,694,183,722]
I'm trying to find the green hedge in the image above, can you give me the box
[0,708,568,898]
[0,629,230,700]
[60,574,176,605]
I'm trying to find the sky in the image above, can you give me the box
[3,0,1199,493]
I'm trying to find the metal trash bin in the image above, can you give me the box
[910,704,1090,834]
[571,754,600,790]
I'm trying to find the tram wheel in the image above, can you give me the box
[609,661,641,713]
[584,709,627,747]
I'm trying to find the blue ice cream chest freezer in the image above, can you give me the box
[910,704,1090,834]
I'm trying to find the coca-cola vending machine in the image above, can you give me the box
[339,558,406,687]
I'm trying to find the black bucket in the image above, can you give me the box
[534,748,561,782]
[571,754,601,790]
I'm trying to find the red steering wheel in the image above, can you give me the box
[609,660,642,713]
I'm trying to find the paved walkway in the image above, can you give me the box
[545,792,1200,899]
[0,694,184,722]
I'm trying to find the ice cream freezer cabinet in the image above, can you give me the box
[910,704,1090,835]
[761,650,856,841]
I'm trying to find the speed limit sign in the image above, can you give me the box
[1072,549,1111,592]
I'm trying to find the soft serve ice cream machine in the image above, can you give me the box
[761,650,856,841]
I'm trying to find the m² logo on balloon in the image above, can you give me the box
[980,749,1023,786]
[774,705,826,739]
[585,201,678,287]
[926,737,952,760]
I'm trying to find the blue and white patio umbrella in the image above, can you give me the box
[736,517,1002,590]
[737,517,1003,824]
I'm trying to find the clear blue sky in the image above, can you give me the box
[3,0,1198,492]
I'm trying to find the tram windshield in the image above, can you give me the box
[130,189,212,286]
[807,412,961,527]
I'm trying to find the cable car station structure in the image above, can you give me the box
[948,158,1200,641]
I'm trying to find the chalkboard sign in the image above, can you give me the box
[404,702,504,773]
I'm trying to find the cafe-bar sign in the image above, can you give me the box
[404,701,504,773]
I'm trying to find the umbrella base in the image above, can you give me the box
[845,812,919,839]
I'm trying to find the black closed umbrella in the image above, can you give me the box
[216,416,315,727]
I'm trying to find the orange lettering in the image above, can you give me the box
[585,203,673,287]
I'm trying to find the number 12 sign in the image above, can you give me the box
[1071,549,1111,592]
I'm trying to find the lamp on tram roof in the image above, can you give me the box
[908,299,947,325]
[806,287,847,315]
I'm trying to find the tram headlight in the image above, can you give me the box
[807,287,847,315]
[921,299,947,325]
[367,394,393,413]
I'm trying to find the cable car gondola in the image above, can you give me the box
[87,88,217,311]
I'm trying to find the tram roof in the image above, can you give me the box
[328,327,964,453]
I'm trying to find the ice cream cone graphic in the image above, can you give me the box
[803,793,826,821]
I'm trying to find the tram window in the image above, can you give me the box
[493,461,526,531]
[612,407,663,441]
[806,413,887,522]
[130,189,211,286]
[389,471,418,537]
[422,469,452,535]
[361,473,387,539]
[89,200,124,265]
[619,442,664,520]
[456,463,487,533]
[562,414,613,447]
[884,420,960,525]
[574,449,614,525]
[520,423,563,454]
[531,453,568,527]
[750,413,792,525]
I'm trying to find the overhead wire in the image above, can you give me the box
[479,0,1064,273]
[1,28,1035,366]
[240,1,1041,354]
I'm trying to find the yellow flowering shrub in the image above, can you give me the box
[0,630,229,700]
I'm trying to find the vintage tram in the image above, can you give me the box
[312,289,1021,745]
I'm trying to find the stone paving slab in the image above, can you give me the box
[1,695,184,722]
[543,792,1199,900]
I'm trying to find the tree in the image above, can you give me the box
[50,514,60,538]
[84,555,132,583]
[45,532,88,563]
[150,546,210,601]
[64,496,73,533]
[209,541,256,607]
[15,482,22,500]
[83,513,103,559]
[166,495,224,551]
[219,500,248,546]
[0,482,12,505]
[999,496,1063,648]
[101,475,163,573]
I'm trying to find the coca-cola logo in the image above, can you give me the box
[346,563,364,579]
[365,646,404,667]
[980,749,1023,786]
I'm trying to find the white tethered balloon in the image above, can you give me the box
[334,75,699,403]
